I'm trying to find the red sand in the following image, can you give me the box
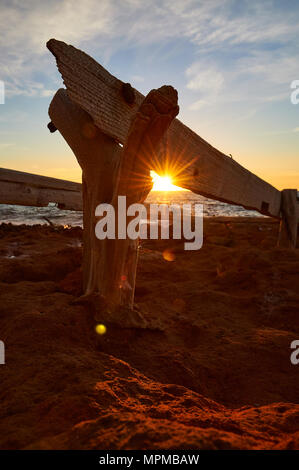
[0,218,298,450]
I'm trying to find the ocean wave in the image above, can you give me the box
[0,192,264,226]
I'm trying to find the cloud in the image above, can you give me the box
[40,89,57,98]
[0,0,114,98]
[0,0,298,102]
[131,75,144,83]
[255,127,299,136]
[189,99,208,111]
[182,2,299,113]
[186,63,224,93]
[185,3,298,50]
[0,143,15,148]
[0,110,29,123]
[186,47,299,114]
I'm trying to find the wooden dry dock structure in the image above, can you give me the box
[0,39,298,322]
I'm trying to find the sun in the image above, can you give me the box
[150,171,185,191]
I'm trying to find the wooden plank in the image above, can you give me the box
[0,168,82,210]
[47,38,286,218]
[0,167,81,192]
[278,189,298,248]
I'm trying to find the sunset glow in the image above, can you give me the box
[150,171,185,191]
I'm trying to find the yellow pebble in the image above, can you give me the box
[95,324,107,335]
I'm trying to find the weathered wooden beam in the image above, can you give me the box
[278,189,298,248]
[49,86,178,319]
[0,167,82,210]
[47,38,284,218]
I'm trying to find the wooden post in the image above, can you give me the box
[278,189,298,248]
[49,88,178,324]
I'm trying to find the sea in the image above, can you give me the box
[0,191,264,227]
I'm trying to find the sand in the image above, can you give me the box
[0,217,298,450]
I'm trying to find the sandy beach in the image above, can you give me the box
[0,217,298,450]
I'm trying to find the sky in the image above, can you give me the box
[0,0,298,190]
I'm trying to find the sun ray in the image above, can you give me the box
[150,171,186,191]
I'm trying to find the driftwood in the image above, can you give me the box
[47,39,283,219]
[44,38,298,321]
[278,189,298,248]
[0,39,296,332]
[0,167,82,210]
[49,87,178,321]
[0,40,296,247]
